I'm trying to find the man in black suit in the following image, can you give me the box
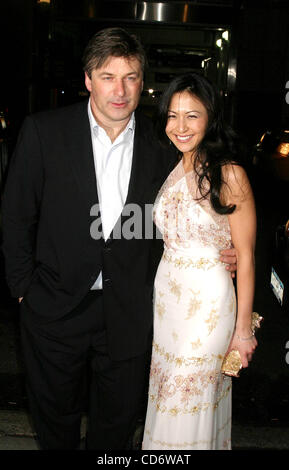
[1,28,236,450]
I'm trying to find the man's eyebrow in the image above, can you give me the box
[100,70,139,75]
[99,71,139,76]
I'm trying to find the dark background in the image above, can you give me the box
[1,0,289,141]
[0,0,289,441]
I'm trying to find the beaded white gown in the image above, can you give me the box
[142,160,236,450]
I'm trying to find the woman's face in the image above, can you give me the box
[165,91,208,159]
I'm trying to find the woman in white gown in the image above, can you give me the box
[142,73,257,450]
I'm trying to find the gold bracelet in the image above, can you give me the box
[236,331,255,341]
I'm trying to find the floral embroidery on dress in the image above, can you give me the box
[191,339,202,350]
[205,302,220,335]
[148,357,231,416]
[186,290,202,319]
[163,252,222,270]
[172,330,179,342]
[166,273,182,303]
[153,342,225,367]
[156,301,166,320]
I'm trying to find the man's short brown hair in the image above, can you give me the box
[82,27,146,78]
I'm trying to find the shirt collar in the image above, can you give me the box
[87,98,135,141]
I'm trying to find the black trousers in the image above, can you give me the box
[20,291,150,450]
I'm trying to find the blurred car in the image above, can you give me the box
[252,128,289,181]
[251,129,289,309]
[271,219,289,309]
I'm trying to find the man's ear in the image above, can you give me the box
[84,72,92,93]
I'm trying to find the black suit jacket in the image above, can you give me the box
[2,100,176,360]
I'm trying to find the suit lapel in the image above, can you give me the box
[125,111,150,206]
[68,101,99,209]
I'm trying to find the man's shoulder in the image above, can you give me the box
[134,109,162,151]
[134,108,178,167]
[134,109,154,133]
[27,100,88,127]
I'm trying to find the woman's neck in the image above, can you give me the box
[182,152,195,173]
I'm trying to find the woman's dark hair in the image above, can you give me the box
[82,27,146,78]
[157,72,243,214]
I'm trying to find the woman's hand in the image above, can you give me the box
[219,247,237,278]
[226,330,257,368]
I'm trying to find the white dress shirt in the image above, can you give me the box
[87,99,135,289]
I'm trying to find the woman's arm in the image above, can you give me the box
[222,164,257,368]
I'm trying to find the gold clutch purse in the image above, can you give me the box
[221,312,263,377]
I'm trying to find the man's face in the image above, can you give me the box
[85,56,143,129]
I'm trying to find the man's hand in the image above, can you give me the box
[220,247,237,278]
[18,297,23,303]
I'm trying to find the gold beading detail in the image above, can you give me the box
[163,252,221,270]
